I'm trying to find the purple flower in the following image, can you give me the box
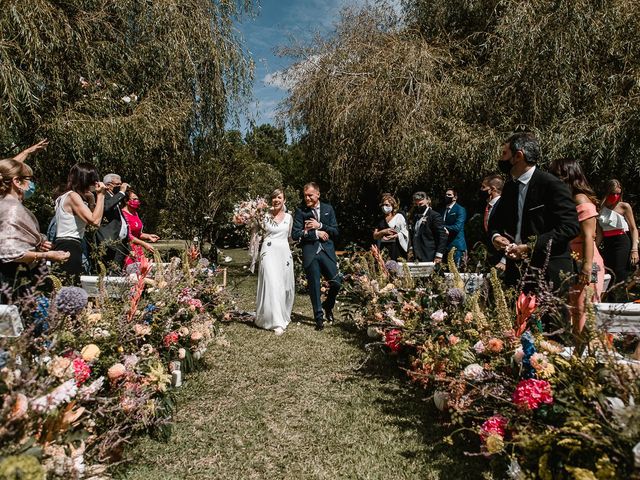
[55,287,88,316]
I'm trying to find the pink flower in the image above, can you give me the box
[473,340,485,354]
[512,378,554,410]
[72,358,91,386]
[448,334,460,345]
[385,329,402,352]
[108,363,126,380]
[513,347,524,364]
[480,415,508,441]
[163,331,179,347]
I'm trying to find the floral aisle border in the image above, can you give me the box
[0,249,232,478]
[340,248,640,479]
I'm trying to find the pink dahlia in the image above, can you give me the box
[72,358,91,386]
[163,331,179,347]
[480,415,508,441]
[385,329,402,353]
[512,378,554,410]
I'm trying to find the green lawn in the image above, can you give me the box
[117,249,490,480]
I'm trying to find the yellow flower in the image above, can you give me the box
[485,434,504,454]
[81,344,101,362]
[146,361,171,393]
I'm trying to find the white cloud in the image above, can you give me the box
[263,54,323,91]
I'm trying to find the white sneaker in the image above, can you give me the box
[274,327,285,336]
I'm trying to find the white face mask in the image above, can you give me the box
[382,205,393,214]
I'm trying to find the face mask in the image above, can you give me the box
[382,205,393,214]
[479,189,490,203]
[606,193,621,205]
[128,199,141,209]
[498,159,512,175]
[22,180,36,200]
[445,195,455,205]
[113,186,121,194]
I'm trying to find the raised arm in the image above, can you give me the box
[67,185,106,227]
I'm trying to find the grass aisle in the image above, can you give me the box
[119,250,487,479]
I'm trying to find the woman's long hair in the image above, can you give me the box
[549,158,598,205]
[65,163,99,195]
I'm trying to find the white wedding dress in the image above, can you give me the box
[255,213,295,331]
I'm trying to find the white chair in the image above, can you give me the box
[594,303,640,334]
[406,262,436,278]
[80,276,133,298]
[444,272,486,294]
[0,304,24,337]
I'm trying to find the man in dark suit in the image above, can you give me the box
[292,182,342,331]
[488,132,580,291]
[96,173,130,273]
[437,188,467,266]
[410,192,448,263]
[480,174,506,271]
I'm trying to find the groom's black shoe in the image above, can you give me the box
[322,303,335,325]
[314,320,324,331]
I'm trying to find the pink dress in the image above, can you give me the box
[122,209,146,266]
[569,202,604,330]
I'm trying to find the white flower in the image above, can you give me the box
[513,347,524,364]
[78,377,104,400]
[122,95,131,103]
[462,363,484,381]
[430,309,447,322]
[31,379,78,413]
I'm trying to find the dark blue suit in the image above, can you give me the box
[438,202,467,264]
[292,202,342,323]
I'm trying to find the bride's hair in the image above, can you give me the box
[270,188,285,200]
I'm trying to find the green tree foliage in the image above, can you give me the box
[1,0,253,236]
[282,0,640,205]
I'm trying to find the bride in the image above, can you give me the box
[255,189,295,335]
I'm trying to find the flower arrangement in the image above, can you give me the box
[0,252,231,477]
[340,248,640,479]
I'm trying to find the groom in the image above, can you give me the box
[292,182,342,331]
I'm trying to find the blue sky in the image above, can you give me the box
[233,0,399,133]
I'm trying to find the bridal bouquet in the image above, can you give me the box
[231,197,270,273]
[231,197,269,228]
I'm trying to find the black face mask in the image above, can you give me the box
[444,196,455,205]
[498,159,512,175]
[113,186,121,194]
[479,189,490,203]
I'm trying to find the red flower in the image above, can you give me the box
[163,331,179,347]
[512,378,553,410]
[515,293,536,337]
[480,415,508,441]
[72,358,91,386]
[385,329,402,352]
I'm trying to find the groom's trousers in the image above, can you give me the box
[305,250,342,321]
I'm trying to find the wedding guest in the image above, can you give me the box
[480,174,506,270]
[121,190,159,266]
[373,194,408,260]
[0,159,69,301]
[410,192,447,263]
[437,188,467,266]
[53,163,106,285]
[489,132,579,291]
[96,173,130,273]
[550,158,604,333]
[598,179,638,289]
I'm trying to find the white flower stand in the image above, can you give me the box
[406,262,436,278]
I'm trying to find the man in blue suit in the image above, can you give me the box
[292,182,342,331]
[437,188,467,266]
